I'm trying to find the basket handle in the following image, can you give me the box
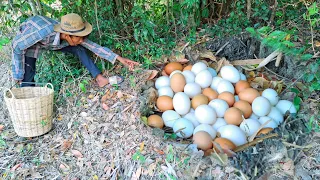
[3,88,16,99]
[45,83,54,91]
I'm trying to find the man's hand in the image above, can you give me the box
[16,80,22,85]
[117,56,140,71]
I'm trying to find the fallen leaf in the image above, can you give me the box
[71,149,83,158]
[93,175,99,180]
[176,58,189,63]
[10,163,21,171]
[154,148,165,155]
[216,58,231,73]
[59,163,70,173]
[199,50,217,61]
[0,124,4,131]
[315,40,320,47]
[146,163,157,176]
[250,77,270,89]
[147,70,159,80]
[282,160,295,176]
[140,142,145,152]
[102,103,109,110]
[61,140,73,151]
[57,114,63,121]
[170,51,186,61]
[117,91,123,98]
[31,171,43,178]
[88,94,94,99]
[131,166,142,180]
[140,116,148,125]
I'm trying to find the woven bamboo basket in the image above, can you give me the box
[3,83,54,137]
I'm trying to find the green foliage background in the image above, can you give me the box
[0,0,319,107]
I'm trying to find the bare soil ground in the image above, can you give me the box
[0,38,319,180]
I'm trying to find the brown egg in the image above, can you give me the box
[257,128,273,135]
[218,92,235,107]
[202,88,218,101]
[164,62,183,75]
[147,115,164,128]
[156,96,173,111]
[224,107,243,125]
[235,80,251,94]
[238,88,260,104]
[191,94,209,109]
[233,100,252,118]
[183,64,192,71]
[193,131,213,151]
[170,73,186,92]
[213,138,237,152]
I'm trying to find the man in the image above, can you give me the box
[12,13,139,87]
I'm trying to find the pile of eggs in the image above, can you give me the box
[147,61,297,152]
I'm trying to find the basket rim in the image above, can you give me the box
[4,87,54,100]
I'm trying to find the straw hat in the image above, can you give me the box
[54,13,92,36]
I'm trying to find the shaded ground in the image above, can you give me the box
[0,37,319,180]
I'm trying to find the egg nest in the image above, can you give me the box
[138,59,319,179]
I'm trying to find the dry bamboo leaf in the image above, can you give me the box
[0,124,4,131]
[140,142,145,152]
[147,70,159,80]
[257,50,280,68]
[199,50,217,61]
[71,149,83,158]
[230,59,264,65]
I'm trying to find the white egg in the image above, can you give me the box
[162,110,181,128]
[262,88,279,106]
[195,70,213,88]
[183,112,200,127]
[216,80,235,94]
[173,92,191,115]
[258,116,278,129]
[193,124,217,139]
[169,70,182,78]
[195,105,217,124]
[210,77,223,91]
[191,62,207,75]
[252,97,271,116]
[220,66,241,83]
[234,95,240,102]
[240,73,247,80]
[155,76,170,89]
[240,119,261,137]
[276,100,297,115]
[184,83,201,98]
[212,117,227,130]
[158,86,174,98]
[208,99,229,118]
[267,107,284,125]
[182,70,195,83]
[173,118,194,138]
[207,67,217,77]
[218,125,248,146]
[249,113,259,120]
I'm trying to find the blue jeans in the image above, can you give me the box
[21,46,101,87]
